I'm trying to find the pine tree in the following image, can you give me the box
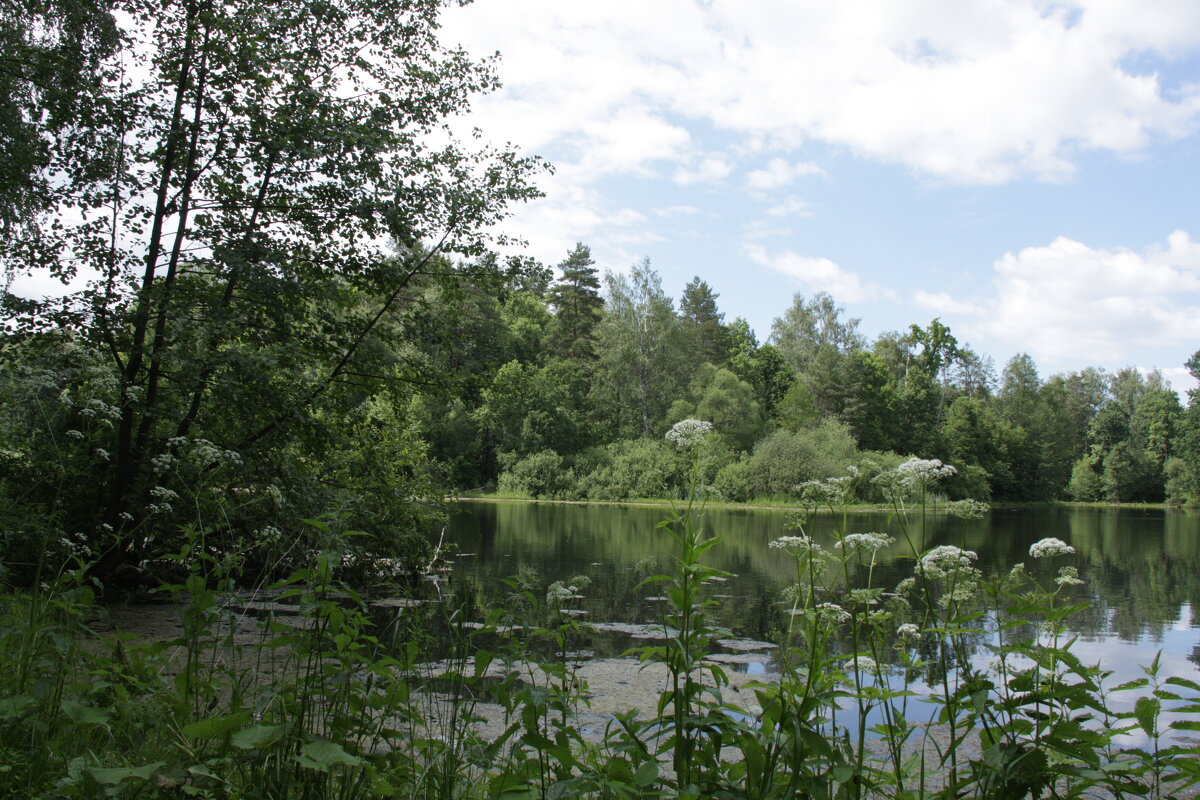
[680,276,727,366]
[545,243,604,360]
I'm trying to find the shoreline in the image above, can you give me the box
[451,495,1190,514]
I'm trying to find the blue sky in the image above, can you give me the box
[441,0,1200,393]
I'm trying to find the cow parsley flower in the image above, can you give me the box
[919,545,978,578]
[795,477,851,507]
[894,458,957,489]
[769,535,819,555]
[665,418,713,449]
[896,623,921,644]
[1055,566,1084,586]
[837,532,893,554]
[945,499,990,519]
[817,602,850,623]
[1029,537,1075,558]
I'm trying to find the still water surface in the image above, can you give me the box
[446,501,1200,696]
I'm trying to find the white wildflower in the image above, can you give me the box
[837,532,893,554]
[769,535,819,555]
[65,429,84,440]
[896,622,921,643]
[817,602,851,623]
[150,485,179,501]
[945,499,990,519]
[1055,566,1084,586]
[851,655,880,674]
[151,453,175,473]
[894,457,957,489]
[119,512,134,522]
[189,440,223,467]
[939,580,979,607]
[795,477,851,507]
[93,448,110,461]
[849,587,883,605]
[665,418,713,449]
[1029,537,1075,559]
[1009,562,1026,579]
[918,545,978,579]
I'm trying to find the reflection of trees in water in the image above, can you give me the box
[448,501,1200,655]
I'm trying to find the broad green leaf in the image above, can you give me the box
[0,695,36,720]
[296,740,362,772]
[87,761,164,786]
[1134,696,1160,735]
[61,698,111,727]
[231,723,288,750]
[181,711,252,740]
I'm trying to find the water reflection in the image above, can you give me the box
[446,501,1200,685]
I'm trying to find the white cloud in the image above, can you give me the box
[672,155,733,186]
[745,158,826,191]
[652,205,701,217]
[932,231,1200,369]
[444,0,1200,187]
[913,289,985,316]
[743,244,886,303]
[764,195,813,218]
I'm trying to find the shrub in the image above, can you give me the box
[744,419,859,497]
[497,450,576,499]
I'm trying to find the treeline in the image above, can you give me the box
[416,244,1200,506]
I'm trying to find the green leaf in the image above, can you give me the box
[634,760,659,786]
[61,698,111,727]
[296,740,362,772]
[87,761,164,786]
[1134,696,1160,736]
[0,695,36,720]
[1165,675,1200,693]
[231,723,288,750]
[181,711,252,740]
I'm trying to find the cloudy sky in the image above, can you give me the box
[440,0,1200,392]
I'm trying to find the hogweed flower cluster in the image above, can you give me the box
[817,602,851,623]
[665,418,713,449]
[836,532,894,554]
[896,622,921,645]
[919,545,978,578]
[769,535,820,555]
[945,499,990,519]
[1029,537,1075,558]
[895,457,956,488]
[1055,566,1084,586]
[795,477,852,508]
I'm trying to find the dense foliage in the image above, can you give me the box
[432,266,1200,507]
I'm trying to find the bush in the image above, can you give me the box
[713,457,753,502]
[1067,455,1103,501]
[497,450,577,499]
[744,420,859,497]
[576,439,684,500]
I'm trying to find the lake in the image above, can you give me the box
[445,499,1200,735]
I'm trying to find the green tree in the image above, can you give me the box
[770,291,864,418]
[0,0,119,237]
[593,260,689,438]
[545,243,604,360]
[1,0,542,570]
[666,364,762,451]
[726,318,792,418]
[680,276,727,366]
